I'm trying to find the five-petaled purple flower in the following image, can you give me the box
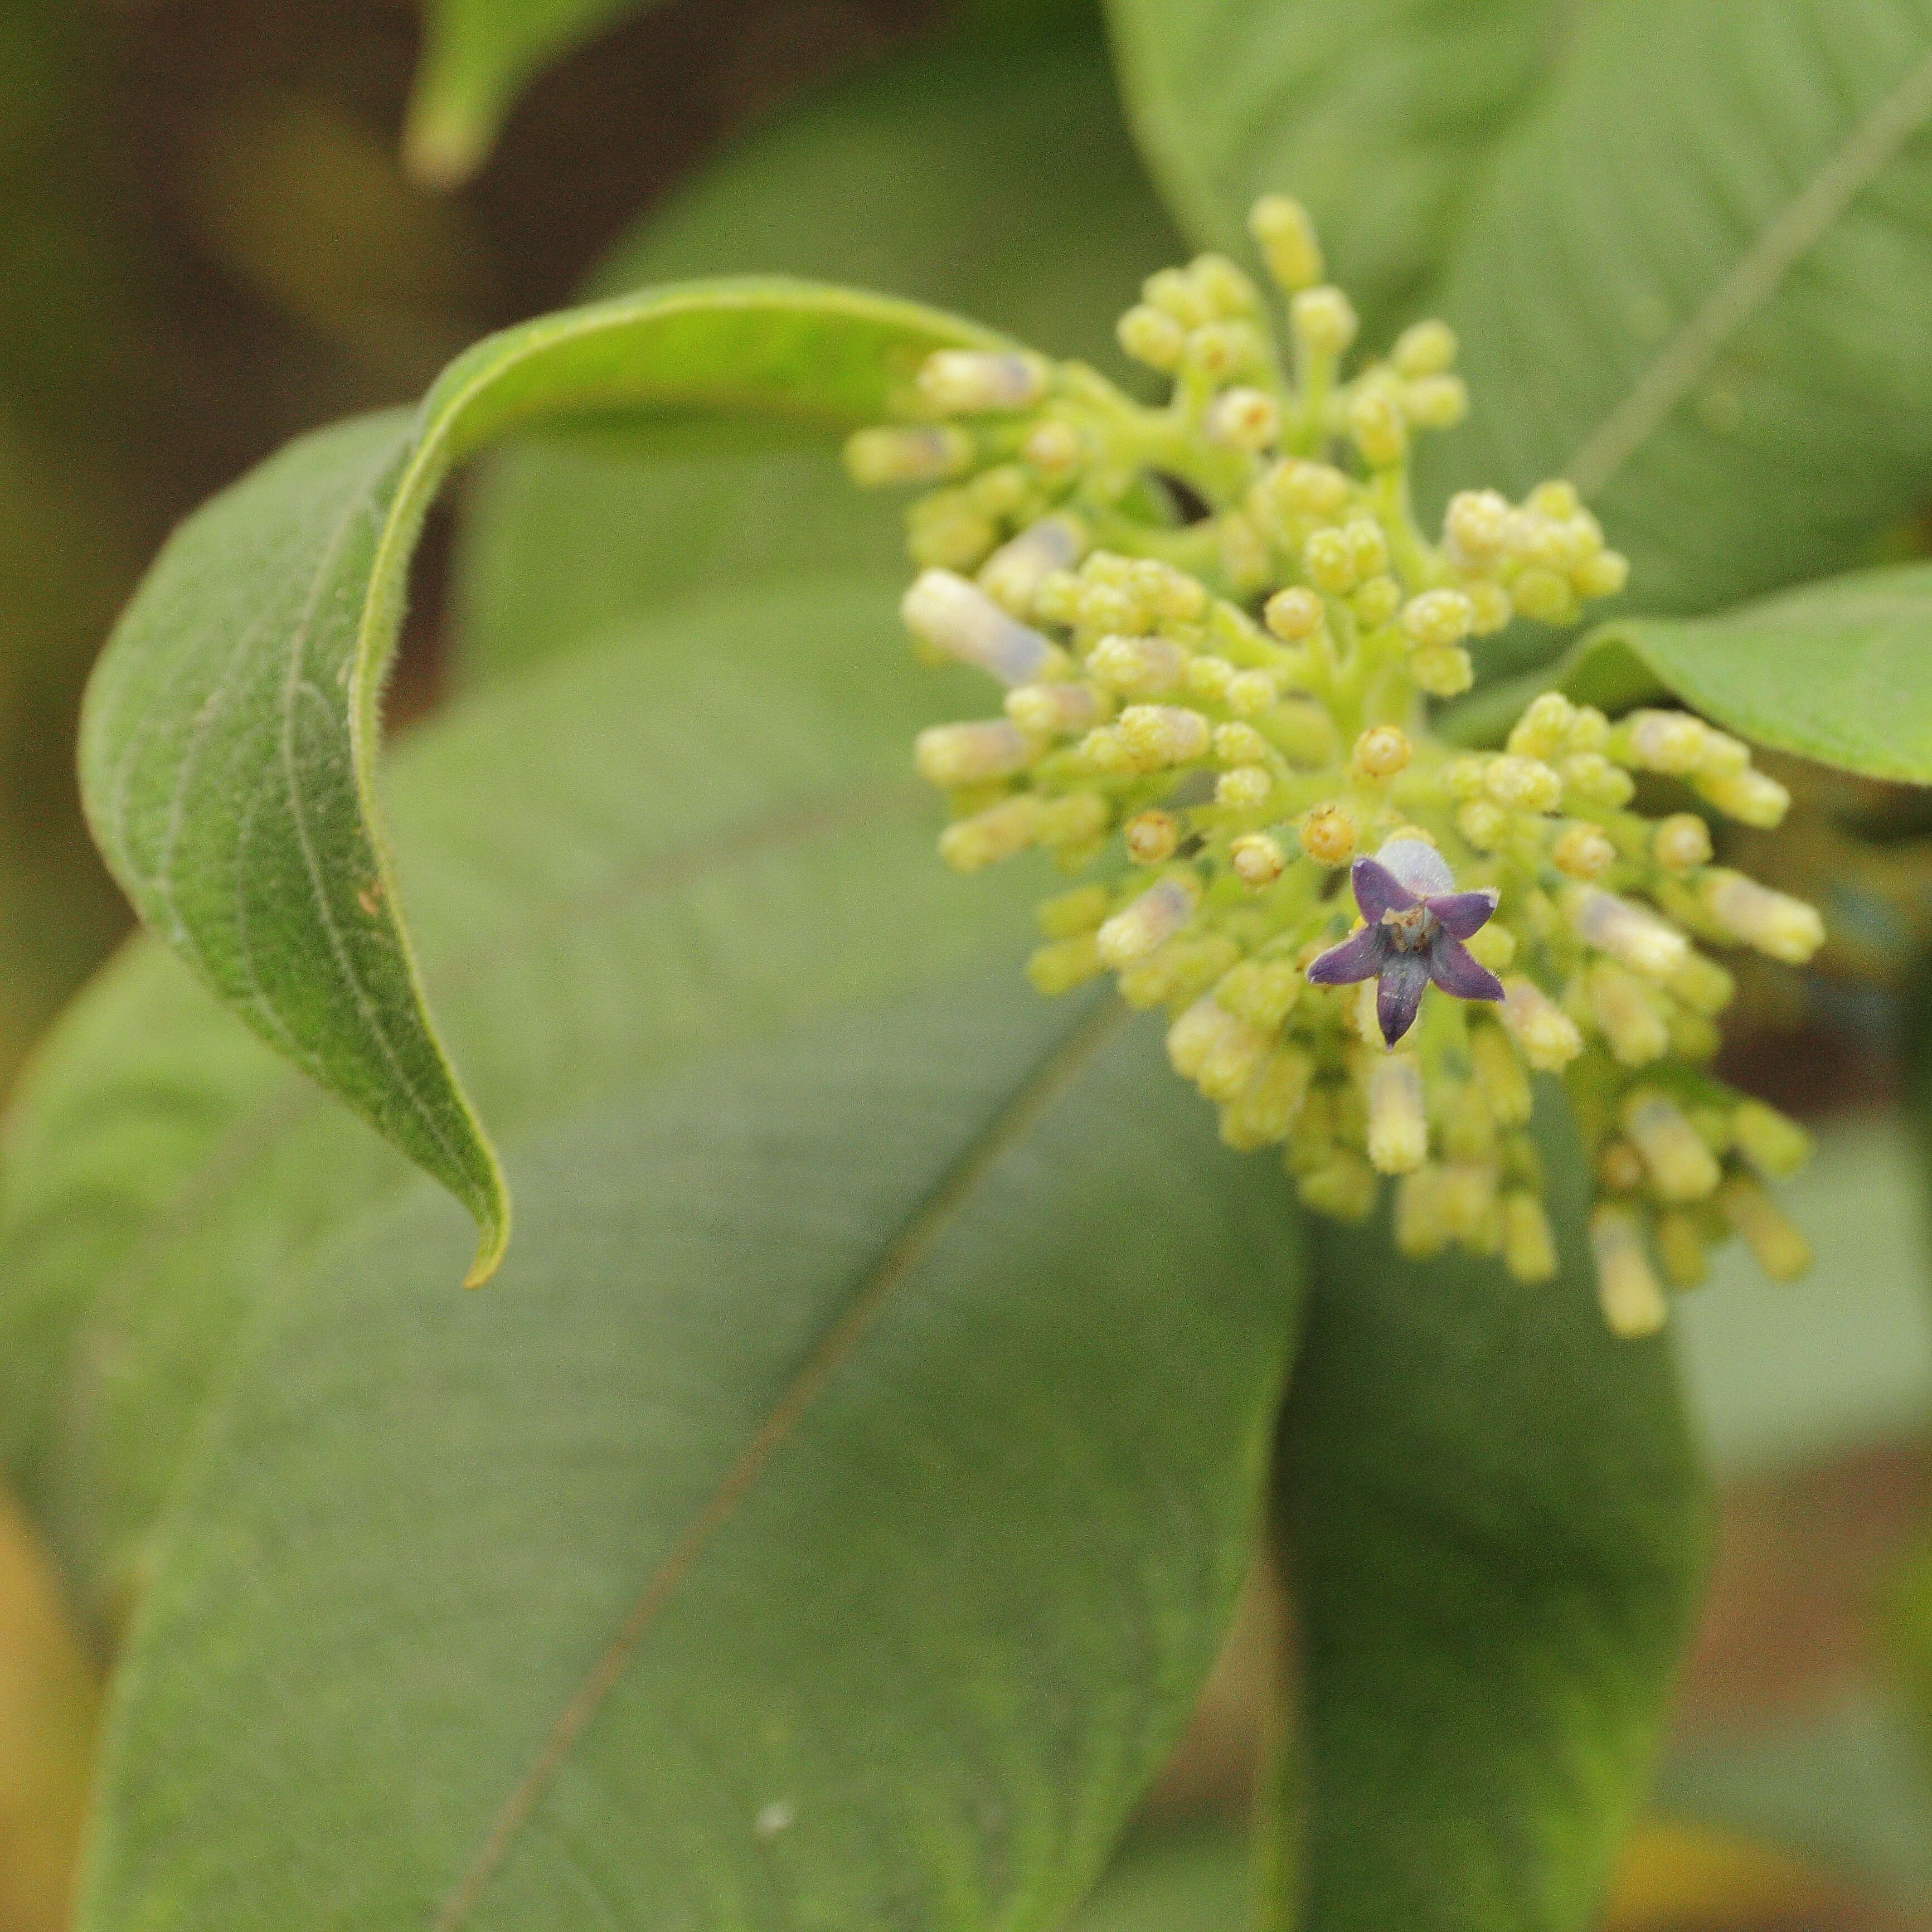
[1306,837,1505,1046]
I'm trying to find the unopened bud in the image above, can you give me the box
[1216,957,1302,1030]
[1464,580,1513,634]
[1392,318,1457,377]
[1271,459,1352,516]
[1099,875,1200,967]
[1732,1100,1810,1179]
[1037,885,1110,938]
[902,570,1061,686]
[1509,569,1577,625]
[1166,996,1241,1080]
[1444,488,1511,563]
[1411,643,1474,697]
[1206,386,1280,450]
[917,349,1047,413]
[1352,575,1401,629]
[1213,721,1269,764]
[1264,586,1324,640]
[1588,963,1670,1065]
[1623,709,1708,775]
[844,424,972,486]
[1653,1210,1709,1289]
[1653,813,1713,872]
[1503,1192,1559,1282]
[1300,804,1356,863]
[1225,670,1280,716]
[1570,889,1687,975]
[1561,752,1636,809]
[1599,1140,1645,1192]
[1028,933,1103,995]
[939,794,1040,872]
[1367,1054,1429,1174]
[1470,1024,1533,1126]
[1089,633,1188,695]
[1347,385,1407,467]
[1290,285,1358,358]
[1573,550,1630,598]
[1702,871,1824,963]
[1352,725,1411,778]
[1117,303,1187,370]
[1552,823,1617,881]
[1220,1045,1314,1149]
[1401,589,1475,649]
[1463,920,1517,970]
[1216,764,1273,810]
[1230,832,1288,887]
[1501,977,1583,1071]
[978,516,1085,614]
[1394,1166,1449,1258]
[1622,1091,1721,1201]
[1591,1205,1668,1337]
[1484,754,1564,813]
[914,719,1033,787]
[1698,768,1790,828]
[1456,799,1509,850]
[1298,1153,1377,1220]
[1719,1175,1812,1280]
[1117,703,1212,768]
[1668,949,1735,1016]
[1006,681,1103,736]
[1249,193,1324,290]
[1123,810,1181,865]
[1506,692,1577,760]
[1402,375,1468,429]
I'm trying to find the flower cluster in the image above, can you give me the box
[846,197,1823,1336]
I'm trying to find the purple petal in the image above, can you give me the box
[1427,935,1506,1003]
[1377,953,1430,1045]
[1350,856,1416,923]
[1426,887,1500,941]
[1305,925,1389,986]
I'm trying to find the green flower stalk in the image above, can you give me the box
[846,196,1823,1337]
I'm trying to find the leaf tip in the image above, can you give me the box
[462,1185,512,1288]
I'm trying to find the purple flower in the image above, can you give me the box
[1307,838,1505,1046]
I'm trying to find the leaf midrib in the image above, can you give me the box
[428,992,1130,1932]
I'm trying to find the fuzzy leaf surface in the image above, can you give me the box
[76,281,1007,1281]
[75,976,1304,1932]
[1282,1093,1712,1932]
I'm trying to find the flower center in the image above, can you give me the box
[1381,905,1438,952]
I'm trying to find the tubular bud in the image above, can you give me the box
[1552,823,1617,881]
[1698,768,1790,828]
[978,515,1086,613]
[1719,1176,1812,1280]
[1570,889,1687,976]
[1653,1210,1710,1289]
[1249,193,1324,290]
[1006,681,1102,736]
[902,570,1062,686]
[1588,963,1671,1066]
[917,349,1047,413]
[1469,1023,1533,1126]
[1117,704,1212,768]
[1089,634,1188,695]
[1653,813,1713,872]
[1701,871,1825,963]
[1027,934,1103,995]
[1230,832,1288,887]
[845,424,972,487]
[1099,875,1200,967]
[1366,1054,1429,1174]
[1298,1154,1377,1220]
[1290,285,1358,358]
[1622,709,1708,775]
[1591,1206,1668,1338]
[1220,1044,1314,1148]
[914,720,1032,788]
[1732,1100,1810,1179]
[1501,977,1583,1071]
[1502,1191,1559,1283]
[1123,810,1181,865]
[940,795,1040,872]
[1037,885,1109,938]
[1166,995,1244,1081]
[1622,1091,1721,1201]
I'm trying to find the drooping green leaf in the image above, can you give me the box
[401,0,662,188]
[454,16,1180,682]
[76,280,1009,1285]
[1280,1090,1711,1932]
[1441,561,1932,780]
[75,974,1303,1932]
[1100,0,1561,338]
[1429,1,1932,617]
[11,572,1041,1630]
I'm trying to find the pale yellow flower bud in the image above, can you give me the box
[1668,949,1735,1016]
[1118,703,1212,768]
[1552,823,1617,881]
[1089,633,1188,696]
[1501,977,1583,1071]
[978,515,1085,614]
[1352,725,1411,778]
[914,719,1033,787]
[939,794,1040,872]
[1588,963,1670,1065]
[1303,525,1362,593]
[844,424,973,487]
[1401,375,1468,429]
[1347,385,1407,467]
[1037,885,1110,938]
[1225,670,1280,716]
[1196,1014,1275,1103]
[1401,588,1476,649]
[1719,1175,1812,1280]
[1652,813,1713,872]
[1230,832,1288,887]
[1456,799,1508,850]
[902,570,1063,686]
[1118,935,1240,1011]
[1570,888,1687,975]
[1701,871,1824,963]
[1572,550,1629,599]
[1271,459,1353,517]
[1166,995,1240,1080]
[1503,1192,1559,1283]
[1220,1045,1315,1150]
[1249,194,1324,291]
[1444,488,1512,563]
[1410,644,1475,697]
[1484,754,1564,813]
[1560,752,1636,809]
[1217,957,1303,1030]
[1444,755,1489,799]
[1698,768,1790,828]
[1394,1166,1449,1258]
[1506,691,1577,760]
[1213,721,1269,764]
[918,349,1047,413]
[1076,726,1130,773]
[1206,386,1280,450]
[1027,933,1104,996]
[1624,708,1709,775]
[1463,921,1517,970]
[1591,1205,1667,1337]
[1732,1100,1810,1179]
[1035,792,1107,853]
[1653,1210,1708,1289]
[1352,574,1402,629]
[1470,1024,1533,1127]
[1216,765,1273,810]
[908,501,998,571]
[1696,730,1751,777]
[1507,568,1577,626]
[1464,581,1513,634]
[1298,1154,1377,1220]
[1263,586,1323,641]
[1005,681,1103,736]
[1300,804,1356,863]
[1392,318,1457,377]
[1186,322,1250,382]
[1367,1054,1429,1174]
[1622,1091,1721,1201]
[1100,875,1200,967]
[1021,420,1084,476]
[1290,285,1358,358]
[1185,654,1235,703]
[1123,810,1181,865]
[1118,303,1188,370]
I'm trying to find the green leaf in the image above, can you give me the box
[1281,1090,1711,1931]
[1429,2,1932,617]
[402,0,661,189]
[13,572,1040,1628]
[76,280,1008,1286]
[74,974,1304,1932]
[1444,561,1932,780]
[1100,0,1561,337]
[454,16,1180,682]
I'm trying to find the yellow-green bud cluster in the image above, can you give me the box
[846,198,1822,1336]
